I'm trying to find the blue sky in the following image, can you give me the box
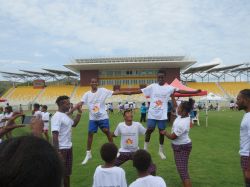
[0,0,250,80]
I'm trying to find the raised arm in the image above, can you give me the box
[112,89,142,95]
[72,104,82,127]
[176,89,201,94]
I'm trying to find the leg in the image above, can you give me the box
[172,143,192,187]
[64,176,70,187]
[158,120,167,159]
[114,152,131,166]
[241,156,250,187]
[101,128,113,142]
[99,119,112,142]
[82,120,97,165]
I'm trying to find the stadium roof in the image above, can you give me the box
[231,66,250,72]
[20,70,56,77]
[43,69,78,77]
[207,64,244,73]
[183,63,220,74]
[64,56,196,72]
[0,71,33,78]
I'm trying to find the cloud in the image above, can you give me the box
[0,59,32,65]
[0,0,250,81]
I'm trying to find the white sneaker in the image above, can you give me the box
[158,151,166,160]
[81,152,92,165]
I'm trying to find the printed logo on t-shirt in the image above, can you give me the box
[91,103,102,117]
[153,100,163,109]
[126,138,133,145]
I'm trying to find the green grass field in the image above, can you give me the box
[12,110,244,187]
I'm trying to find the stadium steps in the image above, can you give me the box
[70,85,78,99]
[33,88,46,104]
[2,87,15,99]
[216,82,230,99]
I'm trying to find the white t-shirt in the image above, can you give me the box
[51,111,74,149]
[114,121,146,152]
[34,110,43,118]
[141,84,178,120]
[129,175,166,187]
[42,112,50,130]
[171,116,191,145]
[82,88,113,120]
[239,112,250,156]
[93,165,127,187]
[124,103,130,110]
[0,113,5,127]
[4,112,13,126]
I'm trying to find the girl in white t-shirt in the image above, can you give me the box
[161,98,193,187]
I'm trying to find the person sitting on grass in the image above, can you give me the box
[161,97,193,187]
[93,142,127,187]
[129,149,166,187]
[112,109,156,175]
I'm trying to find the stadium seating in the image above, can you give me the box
[36,85,75,104]
[7,86,42,105]
[219,82,250,97]
[70,86,90,104]
[187,82,225,96]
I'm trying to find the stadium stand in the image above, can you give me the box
[36,85,75,104]
[70,86,90,104]
[187,82,225,96]
[7,86,42,105]
[219,82,250,97]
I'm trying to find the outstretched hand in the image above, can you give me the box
[30,117,44,137]
[160,130,166,135]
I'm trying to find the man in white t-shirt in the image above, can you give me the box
[236,89,250,186]
[41,105,50,141]
[113,109,156,175]
[51,95,82,187]
[80,78,134,165]
[128,70,201,159]
[129,149,166,187]
[33,103,42,119]
[93,143,127,187]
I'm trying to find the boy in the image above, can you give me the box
[41,105,50,141]
[93,143,127,187]
[113,109,156,175]
[130,149,166,187]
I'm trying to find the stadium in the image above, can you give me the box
[0,56,250,187]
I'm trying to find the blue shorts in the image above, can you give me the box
[88,119,110,133]
[147,119,167,130]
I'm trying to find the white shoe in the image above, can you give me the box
[81,152,92,165]
[158,151,166,160]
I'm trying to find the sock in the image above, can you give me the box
[144,142,149,150]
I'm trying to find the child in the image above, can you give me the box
[113,109,156,175]
[161,98,193,187]
[140,102,147,123]
[93,143,127,187]
[41,105,50,141]
[129,149,166,187]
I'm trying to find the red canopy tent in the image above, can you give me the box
[169,78,207,97]
[0,98,7,102]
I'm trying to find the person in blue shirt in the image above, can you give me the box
[140,102,147,123]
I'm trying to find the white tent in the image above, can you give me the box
[199,92,226,102]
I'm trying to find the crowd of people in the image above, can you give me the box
[0,70,249,187]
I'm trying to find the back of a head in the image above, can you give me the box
[133,149,151,173]
[0,136,63,187]
[100,143,118,164]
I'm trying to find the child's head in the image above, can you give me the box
[33,103,40,111]
[100,143,118,164]
[123,109,133,121]
[177,98,194,117]
[133,149,151,173]
[41,105,48,112]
